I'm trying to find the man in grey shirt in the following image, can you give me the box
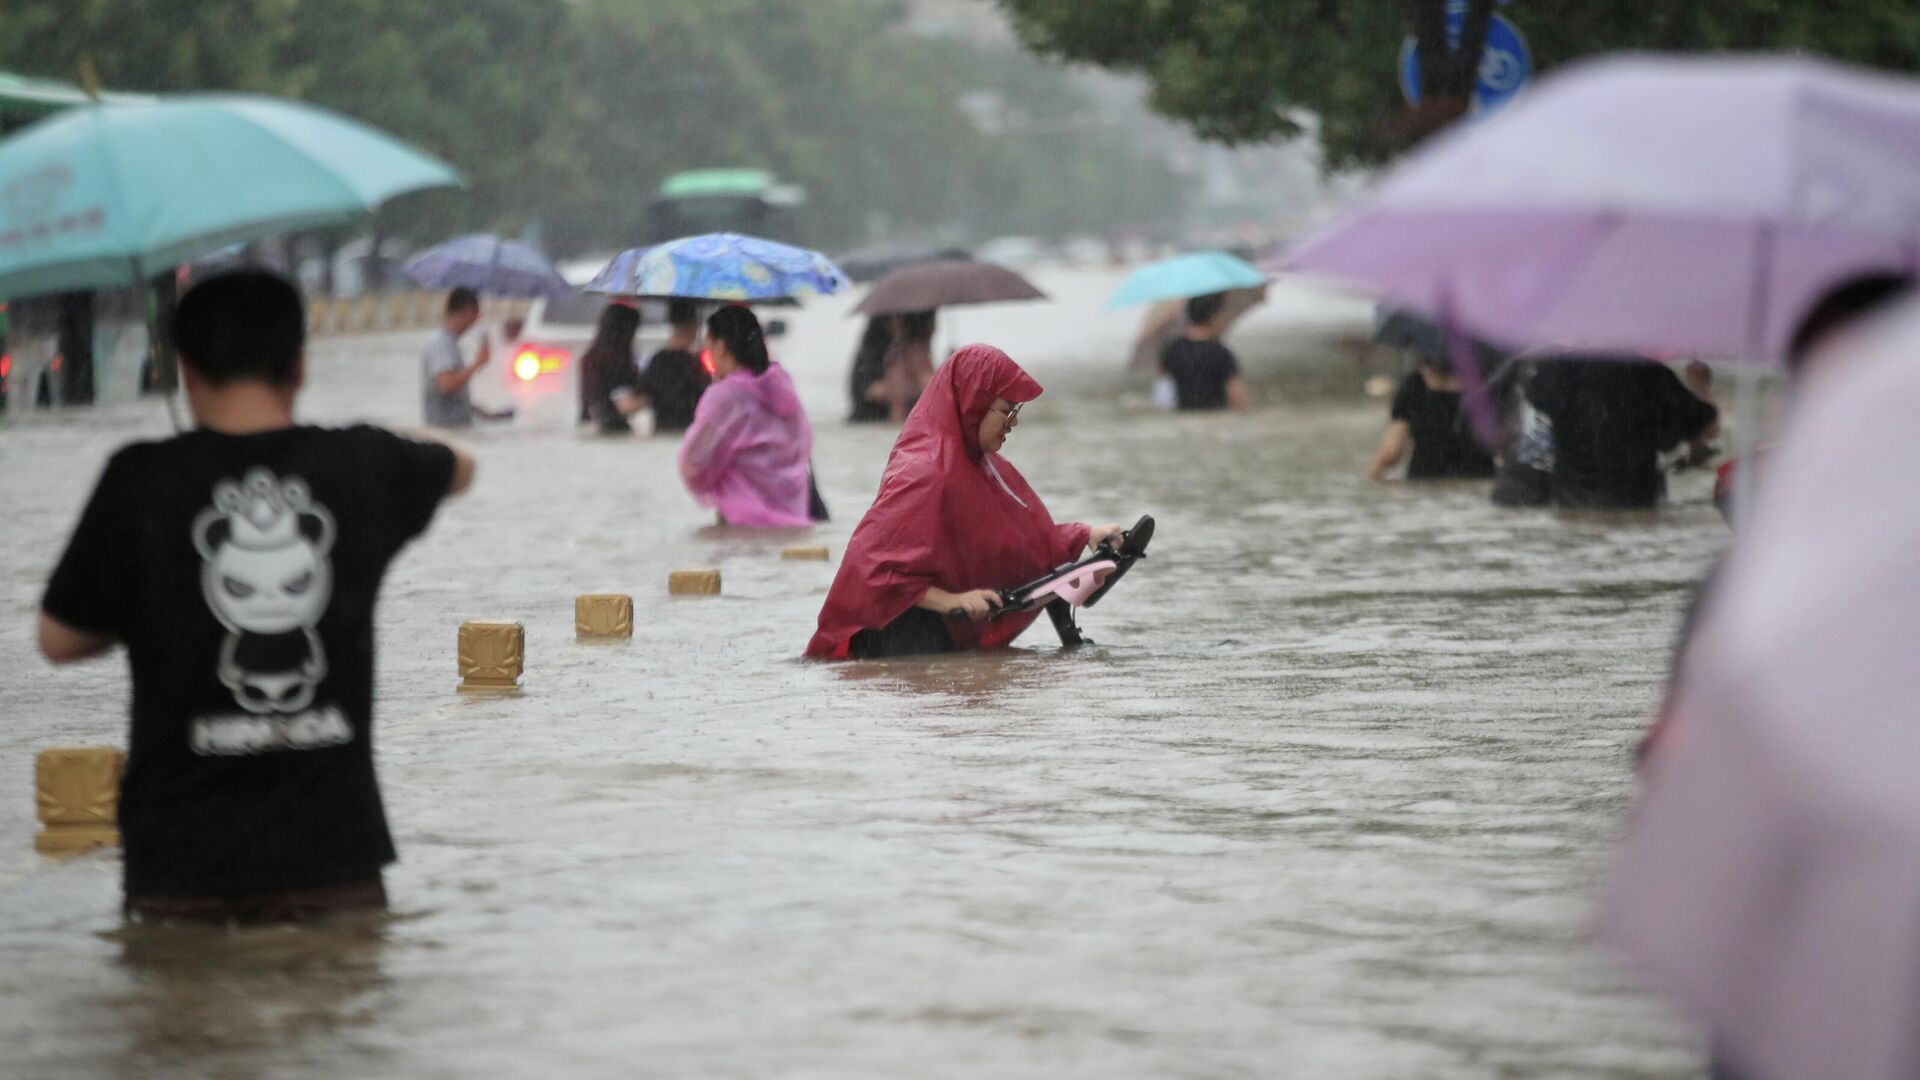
[422,288,492,427]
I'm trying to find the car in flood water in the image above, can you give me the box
[486,260,667,429]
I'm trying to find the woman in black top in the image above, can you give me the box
[1368,360,1495,481]
[847,317,892,423]
[578,302,642,435]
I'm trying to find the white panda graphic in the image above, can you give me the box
[192,468,335,714]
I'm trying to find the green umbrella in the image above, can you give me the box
[0,93,460,300]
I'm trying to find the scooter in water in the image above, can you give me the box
[949,515,1155,647]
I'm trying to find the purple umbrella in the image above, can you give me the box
[1276,54,1920,366]
[1599,303,1920,1080]
[402,233,575,299]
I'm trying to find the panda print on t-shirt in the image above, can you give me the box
[191,467,335,715]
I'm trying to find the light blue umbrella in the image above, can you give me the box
[584,232,845,303]
[0,94,460,300]
[403,233,573,299]
[1107,250,1268,309]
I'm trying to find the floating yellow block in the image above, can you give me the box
[35,747,124,854]
[575,594,634,639]
[669,569,722,596]
[458,620,525,693]
[781,546,830,561]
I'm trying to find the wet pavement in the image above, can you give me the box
[0,267,1718,1078]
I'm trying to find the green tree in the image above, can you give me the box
[0,0,301,95]
[998,0,1920,167]
[0,0,1193,260]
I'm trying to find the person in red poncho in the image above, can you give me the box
[806,344,1125,660]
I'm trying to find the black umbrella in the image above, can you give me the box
[853,260,1046,318]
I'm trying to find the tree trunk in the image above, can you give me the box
[367,219,388,293]
[56,291,94,406]
[143,272,179,395]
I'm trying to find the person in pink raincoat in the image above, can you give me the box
[677,305,823,527]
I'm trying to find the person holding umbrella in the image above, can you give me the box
[881,309,938,423]
[635,298,711,434]
[850,259,1046,424]
[847,317,893,424]
[1160,292,1249,412]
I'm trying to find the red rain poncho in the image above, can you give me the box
[806,345,1090,659]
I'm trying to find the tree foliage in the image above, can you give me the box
[998,0,1920,168]
[0,0,1186,254]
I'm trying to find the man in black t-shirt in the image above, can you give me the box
[638,298,711,433]
[37,270,475,923]
[1525,356,1718,510]
[1159,292,1249,411]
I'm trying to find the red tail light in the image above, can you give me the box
[514,346,571,382]
[699,348,715,376]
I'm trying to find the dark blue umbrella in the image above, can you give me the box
[402,233,574,298]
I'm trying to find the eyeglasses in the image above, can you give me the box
[992,402,1024,422]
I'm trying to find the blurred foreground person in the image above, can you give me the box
[678,305,822,526]
[37,269,475,924]
[638,298,710,434]
[1713,274,1912,521]
[1367,351,1494,481]
[1159,292,1248,411]
[806,344,1123,659]
[577,300,642,435]
[1525,356,1718,509]
[1599,296,1920,1080]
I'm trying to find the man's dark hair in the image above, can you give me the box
[707,304,770,375]
[1787,273,1914,375]
[667,298,700,327]
[1186,291,1227,327]
[446,287,480,315]
[174,269,305,387]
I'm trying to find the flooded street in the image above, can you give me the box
[0,268,1718,1078]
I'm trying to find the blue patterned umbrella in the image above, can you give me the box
[402,233,574,298]
[583,232,845,302]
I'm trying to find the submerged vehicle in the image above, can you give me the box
[643,169,808,246]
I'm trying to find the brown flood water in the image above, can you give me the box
[0,268,1719,1078]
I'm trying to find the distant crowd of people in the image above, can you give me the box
[42,261,1908,930]
[1364,309,1722,512]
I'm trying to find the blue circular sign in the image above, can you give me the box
[1398,11,1532,118]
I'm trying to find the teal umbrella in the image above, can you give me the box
[1107,250,1268,309]
[0,94,460,300]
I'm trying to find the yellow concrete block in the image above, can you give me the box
[575,594,634,639]
[781,546,830,561]
[34,747,124,854]
[668,569,722,596]
[458,620,525,693]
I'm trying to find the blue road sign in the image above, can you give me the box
[1399,6,1532,119]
